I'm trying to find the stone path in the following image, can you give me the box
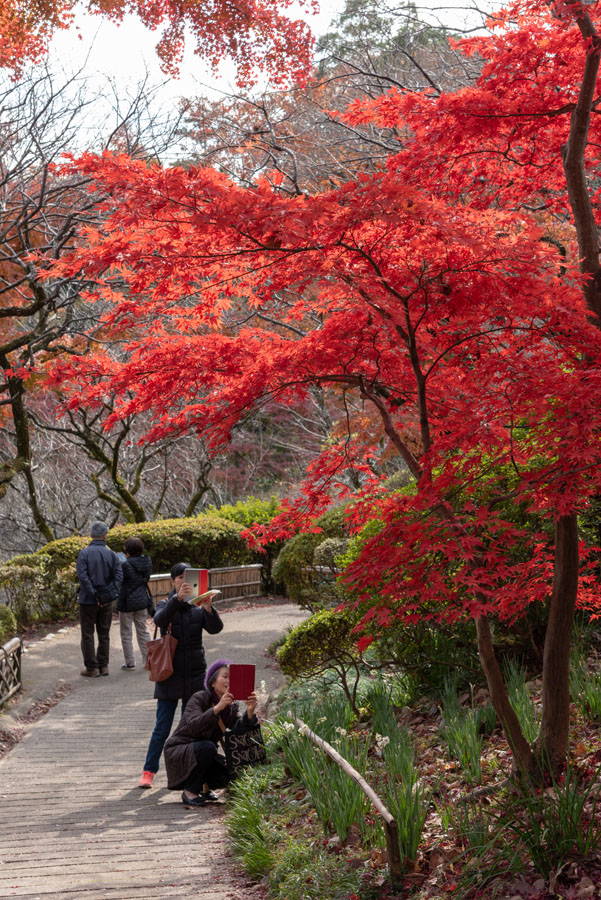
[0,602,306,899]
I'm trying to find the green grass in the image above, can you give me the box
[570,651,601,721]
[490,761,601,879]
[440,677,483,786]
[268,840,362,900]
[226,756,364,900]
[503,658,539,743]
[226,763,280,876]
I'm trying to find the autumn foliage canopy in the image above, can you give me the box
[46,1,601,633]
[0,0,315,83]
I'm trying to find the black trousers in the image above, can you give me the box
[184,741,230,794]
[79,602,113,669]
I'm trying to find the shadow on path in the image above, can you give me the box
[0,601,306,899]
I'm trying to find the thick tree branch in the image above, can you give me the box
[561,6,601,323]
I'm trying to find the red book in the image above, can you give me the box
[229,664,255,700]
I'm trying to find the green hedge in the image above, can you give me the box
[0,604,17,644]
[106,515,253,571]
[0,514,254,630]
[208,496,283,591]
[207,496,281,530]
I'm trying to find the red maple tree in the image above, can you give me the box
[42,0,601,775]
[0,0,315,84]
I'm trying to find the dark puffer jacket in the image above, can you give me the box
[117,555,153,613]
[152,592,224,702]
[164,688,256,789]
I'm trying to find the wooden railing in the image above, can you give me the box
[148,564,263,605]
[0,636,22,706]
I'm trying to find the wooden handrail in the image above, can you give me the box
[0,636,22,705]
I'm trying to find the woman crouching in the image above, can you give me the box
[164,658,258,808]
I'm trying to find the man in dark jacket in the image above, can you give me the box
[76,521,123,677]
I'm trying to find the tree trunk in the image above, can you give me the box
[475,614,536,775]
[1,360,55,542]
[534,514,579,772]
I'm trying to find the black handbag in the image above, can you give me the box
[219,718,267,777]
[96,581,120,605]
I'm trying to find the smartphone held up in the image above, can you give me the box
[183,568,222,606]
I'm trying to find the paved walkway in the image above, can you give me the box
[0,602,306,899]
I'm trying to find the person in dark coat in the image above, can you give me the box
[76,520,123,678]
[138,562,224,789]
[164,659,258,808]
[117,537,154,670]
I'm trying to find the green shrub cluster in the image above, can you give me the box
[277,606,364,711]
[209,496,283,591]
[273,506,349,608]
[278,607,361,680]
[0,550,84,629]
[208,495,281,529]
[0,514,254,630]
[0,604,17,644]
[106,515,253,571]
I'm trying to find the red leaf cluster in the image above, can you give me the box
[0,0,315,86]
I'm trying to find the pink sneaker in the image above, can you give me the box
[138,770,155,788]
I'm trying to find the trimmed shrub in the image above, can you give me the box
[26,536,89,572]
[106,515,253,572]
[0,553,78,628]
[278,607,362,679]
[273,506,349,609]
[313,537,349,570]
[208,495,281,529]
[277,606,364,710]
[0,514,253,630]
[0,604,17,644]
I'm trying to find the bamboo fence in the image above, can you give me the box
[149,564,263,604]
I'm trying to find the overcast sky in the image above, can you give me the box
[44,1,493,105]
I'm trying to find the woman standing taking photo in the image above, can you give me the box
[138,562,224,788]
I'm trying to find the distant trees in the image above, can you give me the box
[0,66,188,553]
[179,0,477,194]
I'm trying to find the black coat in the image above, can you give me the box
[76,540,123,605]
[152,592,224,702]
[164,688,256,789]
[117,555,153,613]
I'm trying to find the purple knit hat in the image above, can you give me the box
[204,658,232,691]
